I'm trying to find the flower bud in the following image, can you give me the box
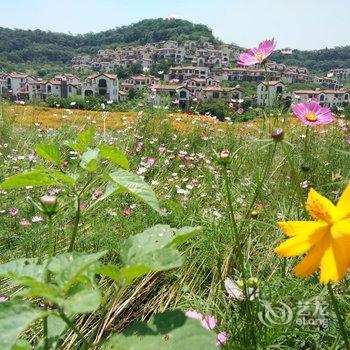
[271,128,284,141]
[220,150,230,159]
[40,195,58,216]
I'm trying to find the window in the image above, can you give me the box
[213,92,220,99]
[345,94,349,100]
[179,90,187,99]
[47,85,52,93]
[320,95,325,102]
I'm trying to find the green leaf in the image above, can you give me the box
[128,249,183,272]
[80,148,100,172]
[121,225,200,264]
[62,288,101,314]
[0,258,45,282]
[96,265,151,285]
[0,301,46,350]
[0,169,75,189]
[103,310,217,350]
[67,127,95,153]
[35,144,61,165]
[11,339,32,350]
[107,169,161,213]
[166,226,202,248]
[46,314,67,347]
[99,145,129,170]
[48,251,106,291]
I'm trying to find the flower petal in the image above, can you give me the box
[336,183,350,220]
[306,188,337,223]
[275,225,327,257]
[319,236,349,284]
[293,234,330,278]
[278,221,328,237]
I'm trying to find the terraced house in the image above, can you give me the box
[82,73,119,101]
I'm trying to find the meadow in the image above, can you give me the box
[0,96,349,350]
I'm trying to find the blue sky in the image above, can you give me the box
[2,0,349,50]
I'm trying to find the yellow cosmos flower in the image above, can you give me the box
[275,183,350,284]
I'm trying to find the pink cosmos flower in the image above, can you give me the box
[158,146,167,153]
[217,332,228,346]
[9,207,19,217]
[185,311,216,330]
[136,142,143,153]
[31,215,43,223]
[185,311,228,346]
[237,107,244,115]
[122,207,133,217]
[238,38,276,66]
[147,157,156,167]
[19,219,30,227]
[292,101,334,126]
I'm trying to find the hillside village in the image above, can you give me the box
[1,39,350,109]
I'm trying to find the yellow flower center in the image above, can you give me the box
[254,52,264,62]
[305,112,318,122]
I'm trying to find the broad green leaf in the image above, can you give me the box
[80,148,100,172]
[63,288,101,314]
[99,145,129,170]
[166,226,202,248]
[0,258,45,282]
[96,265,151,285]
[48,251,106,291]
[129,249,183,272]
[67,127,95,153]
[121,225,200,264]
[103,310,217,350]
[35,144,61,165]
[15,278,63,304]
[0,169,75,189]
[0,301,46,350]
[12,339,32,350]
[107,169,161,213]
[47,315,67,347]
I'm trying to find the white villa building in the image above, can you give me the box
[293,89,349,107]
[82,73,119,101]
[257,81,285,106]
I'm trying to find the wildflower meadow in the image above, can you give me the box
[0,39,350,350]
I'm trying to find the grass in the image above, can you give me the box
[0,103,350,349]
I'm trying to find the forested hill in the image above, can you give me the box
[0,18,218,66]
[273,46,350,73]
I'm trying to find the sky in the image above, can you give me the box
[1,0,349,50]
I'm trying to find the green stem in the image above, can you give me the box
[237,141,277,241]
[281,142,304,207]
[304,125,310,163]
[327,284,350,350]
[44,215,55,349]
[222,165,257,347]
[48,215,54,258]
[68,196,81,252]
[59,310,93,349]
[222,164,239,240]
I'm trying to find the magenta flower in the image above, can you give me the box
[19,219,30,227]
[136,142,143,153]
[185,311,228,346]
[292,101,334,126]
[9,207,19,217]
[185,311,216,330]
[238,38,276,66]
[217,332,228,346]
